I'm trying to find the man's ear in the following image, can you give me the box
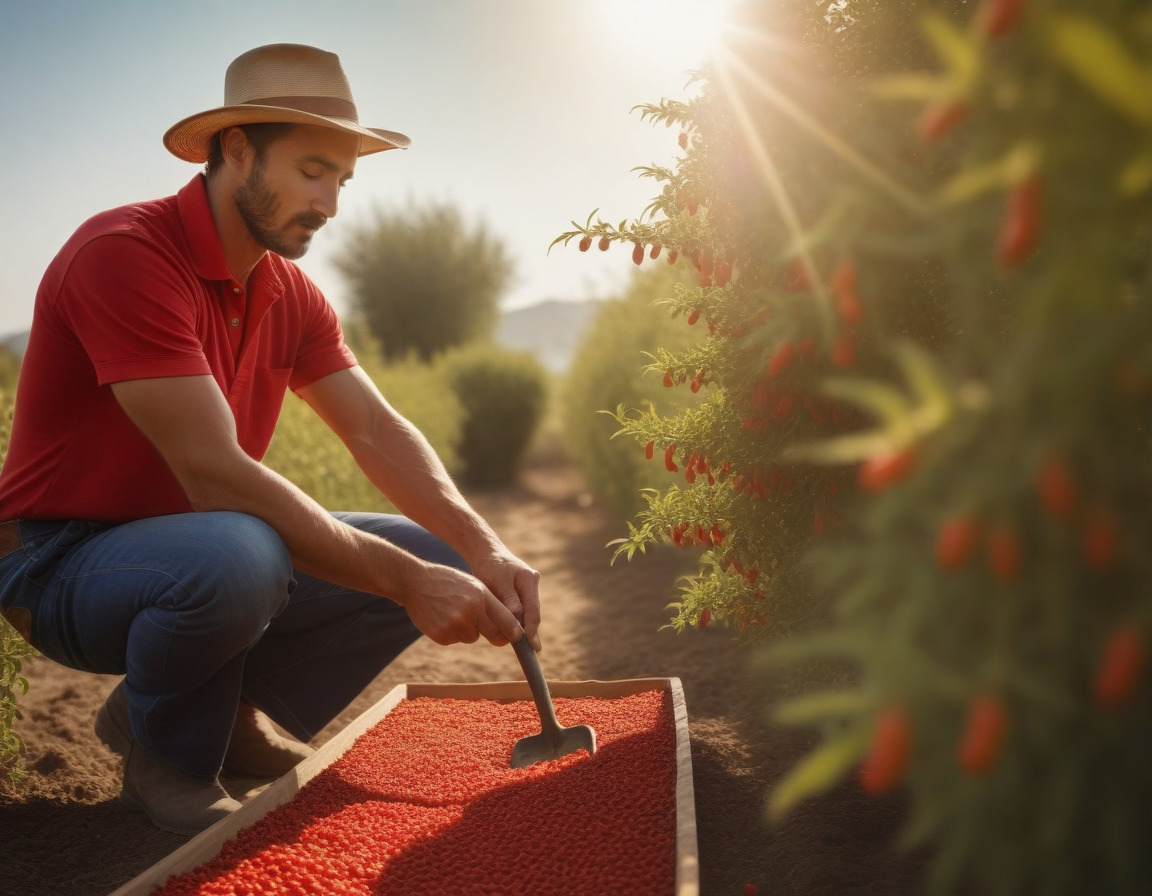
[218,126,254,171]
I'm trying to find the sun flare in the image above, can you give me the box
[599,0,737,71]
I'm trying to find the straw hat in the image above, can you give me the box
[163,43,411,163]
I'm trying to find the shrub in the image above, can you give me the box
[562,266,703,517]
[435,344,549,489]
[265,351,462,512]
[1,384,36,789]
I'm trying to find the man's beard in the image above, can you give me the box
[234,161,325,260]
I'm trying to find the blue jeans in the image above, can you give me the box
[0,511,461,781]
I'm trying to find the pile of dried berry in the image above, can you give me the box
[155,689,678,895]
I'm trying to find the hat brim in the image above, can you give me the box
[163,104,411,163]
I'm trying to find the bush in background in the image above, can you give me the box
[435,343,548,489]
[264,349,462,512]
[1,383,36,789]
[561,266,703,517]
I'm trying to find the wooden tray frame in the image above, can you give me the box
[111,677,698,896]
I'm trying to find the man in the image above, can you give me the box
[0,44,541,835]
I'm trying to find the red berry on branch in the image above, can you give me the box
[936,514,980,570]
[687,309,701,326]
[997,176,1042,268]
[977,0,1027,37]
[1095,624,1146,707]
[1036,453,1077,518]
[918,100,970,142]
[649,242,662,260]
[698,607,711,628]
[664,442,679,473]
[831,334,856,368]
[632,242,645,265]
[987,524,1022,582]
[598,235,611,252]
[667,249,679,265]
[858,448,916,493]
[1083,509,1120,571]
[578,235,592,252]
[678,131,689,149]
[860,706,912,795]
[644,440,655,461]
[958,694,1007,776]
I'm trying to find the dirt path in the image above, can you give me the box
[0,461,924,895]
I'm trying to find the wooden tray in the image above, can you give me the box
[111,677,698,896]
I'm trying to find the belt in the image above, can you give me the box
[0,520,21,560]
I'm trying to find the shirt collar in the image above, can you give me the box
[176,174,286,302]
[176,174,233,283]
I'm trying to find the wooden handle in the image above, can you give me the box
[513,636,561,737]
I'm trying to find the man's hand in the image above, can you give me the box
[468,550,542,651]
[403,561,525,648]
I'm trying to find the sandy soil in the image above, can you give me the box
[0,459,925,895]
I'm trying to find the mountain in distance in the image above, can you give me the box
[494,298,600,374]
[0,299,601,373]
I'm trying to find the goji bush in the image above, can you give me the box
[555,0,1152,892]
[155,690,678,895]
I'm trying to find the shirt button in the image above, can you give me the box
[232,286,241,294]
[231,317,240,327]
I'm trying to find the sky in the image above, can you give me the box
[0,0,737,338]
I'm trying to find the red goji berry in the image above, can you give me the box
[632,242,645,265]
[644,440,655,461]
[597,234,611,252]
[664,442,678,473]
[678,131,689,149]
[649,242,662,259]
[1036,453,1076,518]
[957,694,1007,776]
[666,249,679,265]
[860,706,911,795]
[578,235,592,252]
[977,0,1026,37]
[987,524,1022,582]
[831,334,856,368]
[686,309,701,326]
[918,100,969,142]
[766,340,796,378]
[858,448,916,493]
[1095,624,1145,707]
[936,514,980,570]
[1083,509,1120,571]
[663,369,675,388]
[997,176,1042,268]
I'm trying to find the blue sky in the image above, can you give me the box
[0,0,732,337]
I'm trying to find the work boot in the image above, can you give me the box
[96,681,313,780]
[222,700,315,778]
[121,745,242,835]
[94,682,240,834]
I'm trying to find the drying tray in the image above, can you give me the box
[111,677,698,896]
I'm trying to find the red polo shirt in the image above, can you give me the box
[0,175,357,523]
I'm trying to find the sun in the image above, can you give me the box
[598,0,737,71]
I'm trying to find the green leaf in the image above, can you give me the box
[783,428,893,465]
[870,73,953,102]
[937,143,1040,205]
[1049,15,1152,128]
[768,729,869,822]
[921,13,979,87]
[821,377,912,424]
[774,690,871,726]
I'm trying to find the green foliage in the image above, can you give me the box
[333,200,514,362]
[435,343,549,489]
[0,348,20,392]
[561,265,703,517]
[0,383,35,788]
[559,0,1152,891]
[264,351,462,510]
